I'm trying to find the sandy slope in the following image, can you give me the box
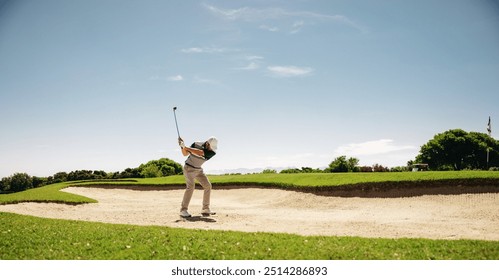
[0,186,498,240]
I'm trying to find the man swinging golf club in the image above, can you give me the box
[178,136,218,218]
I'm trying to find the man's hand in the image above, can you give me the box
[178,137,185,148]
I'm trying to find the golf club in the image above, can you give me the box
[173,106,180,138]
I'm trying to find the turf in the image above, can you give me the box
[77,170,499,187]
[0,182,96,205]
[1,212,497,260]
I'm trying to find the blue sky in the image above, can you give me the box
[1,0,498,177]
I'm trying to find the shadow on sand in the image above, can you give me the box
[174,215,217,223]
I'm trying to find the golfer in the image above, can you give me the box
[178,136,218,218]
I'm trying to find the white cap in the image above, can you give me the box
[207,137,218,152]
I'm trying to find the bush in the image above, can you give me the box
[390,166,409,172]
[67,170,108,181]
[372,164,389,172]
[262,169,277,174]
[280,167,323,174]
[280,168,301,174]
[359,166,373,172]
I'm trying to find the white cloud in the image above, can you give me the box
[332,139,419,167]
[267,65,313,77]
[181,47,231,54]
[181,47,203,53]
[167,75,183,81]
[246,55,264,60]
[204,4,322,21]
[259,25,279,32]
[334,139,416,156]
[203,4,366,32]
[236,55,264,70]
[238,62,260,70]
[290,20,305,34]
[203,4,237,20]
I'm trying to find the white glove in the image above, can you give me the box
[178,139,186,148]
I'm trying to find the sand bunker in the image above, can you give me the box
[0,186,498,240]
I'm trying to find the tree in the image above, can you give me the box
[0,177,11,192]
[280,168,301,174]
[52,172,68,183]
[93,170,107,179]
[32,176,47,188]
[67,170,94,181]
[140,165,163,178]
[359,166,373,172]
[262,169,277,174]
[372,163,389,172]
[8,173,33,192]
[279,167,323,174]
[347,158,360,172]
[118,168,142,179]
[390,166,409,172]
[300,167,323,173]
[415,129,499,170]
[326,156,359,172]
[138,158,183,178]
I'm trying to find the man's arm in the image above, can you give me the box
[178,137,205,157]
[182,146,204,157]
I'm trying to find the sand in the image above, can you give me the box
[1,186,498,240]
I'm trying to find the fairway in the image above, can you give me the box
[1,186,497,241]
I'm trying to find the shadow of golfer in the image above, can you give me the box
[175,216,217,223]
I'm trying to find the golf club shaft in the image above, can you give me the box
[173,108,180,138]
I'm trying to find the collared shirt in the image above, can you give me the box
[185,141,216,168]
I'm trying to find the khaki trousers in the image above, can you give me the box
[181,165,212,212]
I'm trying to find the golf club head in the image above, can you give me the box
[173,106,177,111]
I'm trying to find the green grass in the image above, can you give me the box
[208,171,499,187]
[1,171,498,260]
[75,170,499,187]
[1,212,497,260]
[0,182,96,205]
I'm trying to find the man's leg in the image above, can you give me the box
[196,170,212,211]
[180,166,197,212]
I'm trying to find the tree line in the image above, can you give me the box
[263,156,402,174]
[0,158,182,193]
[258,129,498,174]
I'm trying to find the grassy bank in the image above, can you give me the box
[1,212,497,260]
[79,170,499,187]
[1,171,498,205]
[0,182,96,205]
